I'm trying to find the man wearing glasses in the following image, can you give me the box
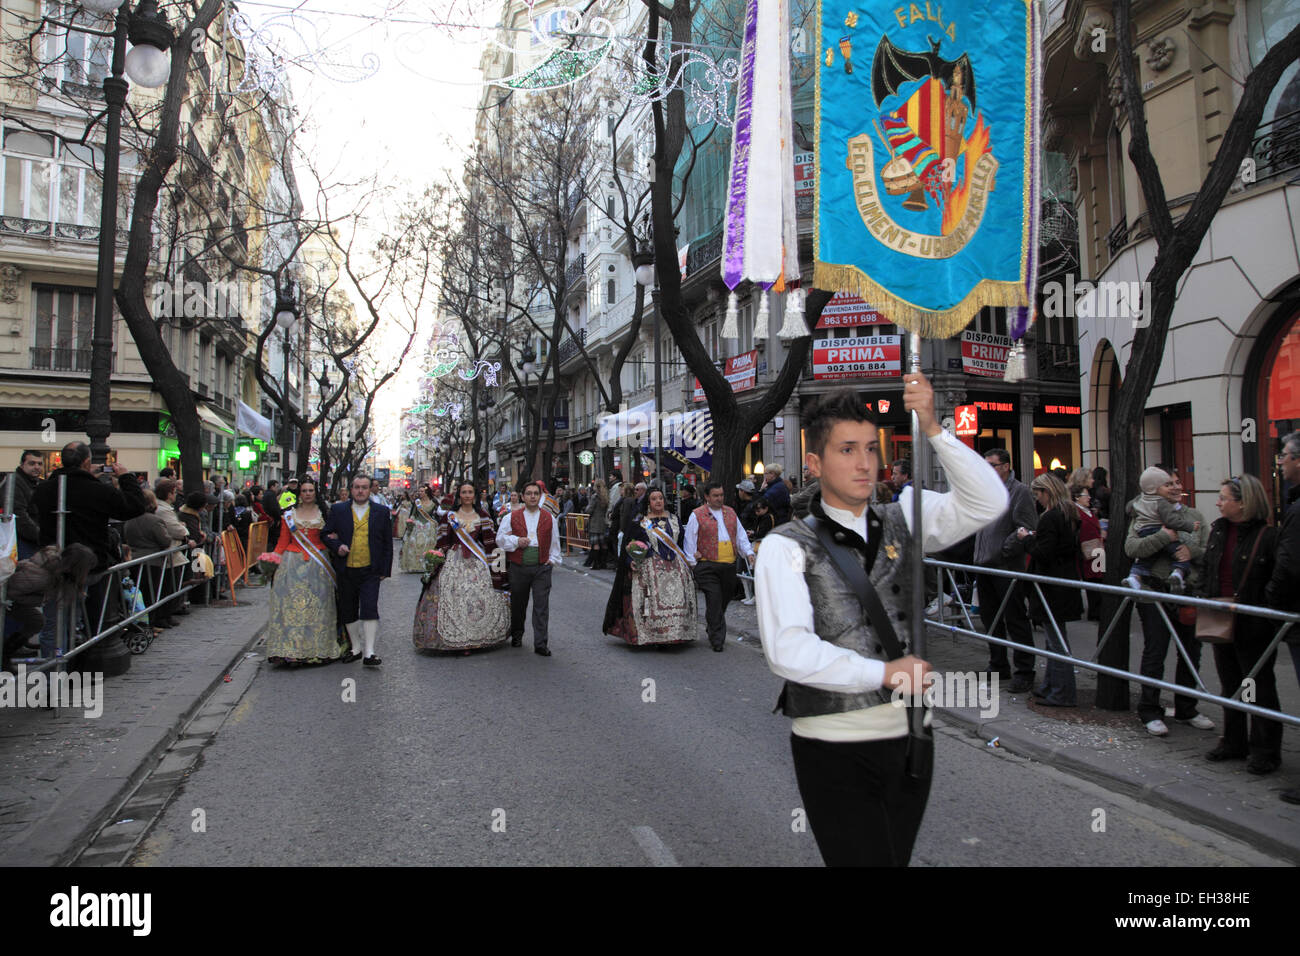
[1264,433,1300,805]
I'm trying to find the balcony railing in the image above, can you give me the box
[1,216,125,244]
[558,328,588,365]
[1106,216,1128,257]
[1252,108,1300,185]
[30,347,93,372]
[685,227,724,277]
[1035,342,1081,383]
[565,252,586,289]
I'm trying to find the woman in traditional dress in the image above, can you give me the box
[602,488,697,645]
[265,478,350,665]
[399,486,440,573]
[413,480,511,653]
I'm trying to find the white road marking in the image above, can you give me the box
[631,826,680,867]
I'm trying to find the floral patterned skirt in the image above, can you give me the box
[413,550,510,651]
[606,556,697,645]
[265,550,349,664]
[400,519,438,573]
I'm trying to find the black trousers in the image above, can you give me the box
[508,563,553,648]
[693,560,736,649]
[977,572,1036,679]
[1213,625,1282,760]
[790,733,932,867]
[338,566,382,623]
[1135,599,1203,723]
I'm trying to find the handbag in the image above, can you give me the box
[803,516,932,782]
[1194,528,1264,644]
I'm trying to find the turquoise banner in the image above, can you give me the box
[813,1,1039,338]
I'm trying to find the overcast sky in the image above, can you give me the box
[237,1,488,465]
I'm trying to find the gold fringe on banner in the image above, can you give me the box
[812,262,1029,340]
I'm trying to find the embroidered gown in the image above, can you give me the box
[602,513,697,645]
[264,508,349,664]
[412,509,511,651]
[400,499,440,573]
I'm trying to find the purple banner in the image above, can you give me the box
[722,0,760,291]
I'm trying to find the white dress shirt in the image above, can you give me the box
[495,506,563,566]
[755,428,1008,740]
[683,507,754,566]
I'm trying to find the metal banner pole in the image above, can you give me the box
[909,332,926,660]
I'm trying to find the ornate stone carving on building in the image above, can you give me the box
[1068,167,1079,192]
[0,264,20,304]
[1074,6,1114,60]
[1107,73,1126,111]
[1145,36,1176,72]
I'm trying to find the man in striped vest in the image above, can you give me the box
[496,481,564,656]
[684,481,755,651]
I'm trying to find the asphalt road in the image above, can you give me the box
[130,565,1286,866]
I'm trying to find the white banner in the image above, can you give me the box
[236,401,273,442]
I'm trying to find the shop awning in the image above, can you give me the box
[196,402,235,436]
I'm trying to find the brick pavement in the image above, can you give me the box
[0,584,268,865]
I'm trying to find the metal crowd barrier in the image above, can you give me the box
[3,474,222,677]
[564,512,590,554]
[923,558,1300,728]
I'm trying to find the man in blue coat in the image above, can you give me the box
[322,474,393,666]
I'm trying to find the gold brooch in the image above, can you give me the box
[884,543,899,560]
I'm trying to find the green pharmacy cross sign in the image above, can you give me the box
[235,444,258,469]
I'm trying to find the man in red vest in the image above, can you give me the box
[495,480,564,656]
[684,481,755,651]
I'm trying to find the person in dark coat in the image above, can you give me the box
[1017,473,1083,705]
[1202,475,1281,776]
[1,450,44,560]
[260,479,283,548]
[1263,431,1300,803]
[27,443,148,637]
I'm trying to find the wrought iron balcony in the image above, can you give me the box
[1106,216,1128,257]
[558,328,587,365]
[1251,108,1300,185]
[686,227,725,276]
[1035,342,1081,383]
[565,252,586,289]
[30,347,93,372]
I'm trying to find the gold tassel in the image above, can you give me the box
[778,288,808,338]
[721,292,739,339]
[755,292,770,341]
[1003,341,1027,382]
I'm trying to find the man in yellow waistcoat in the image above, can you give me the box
[322,474,394,666]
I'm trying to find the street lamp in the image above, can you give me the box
[274,281,301,475]
[517,342,537,375]
[84,0,177,468]
[633,241,663,492]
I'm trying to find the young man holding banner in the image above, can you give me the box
[755,375,1006,865]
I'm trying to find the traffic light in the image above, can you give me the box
[235,444,258,469]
